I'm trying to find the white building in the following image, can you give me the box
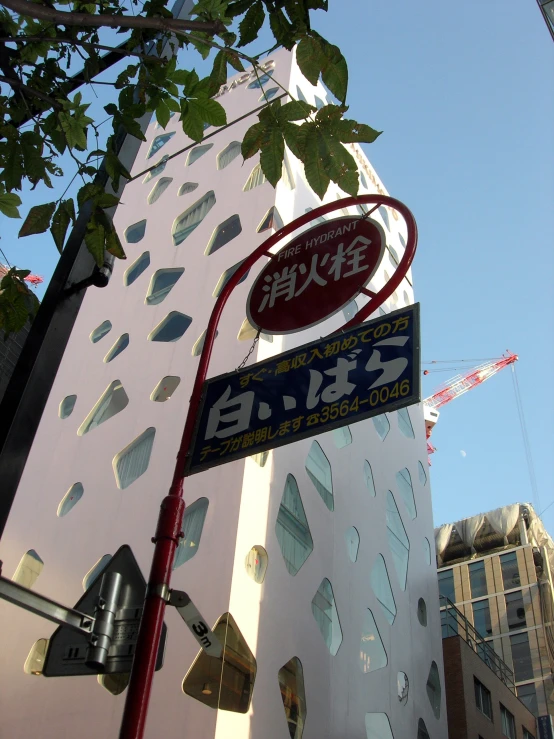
[0,49,447,739]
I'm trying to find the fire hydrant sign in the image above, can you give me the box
[185,304,420,476]
[247,216,385,334]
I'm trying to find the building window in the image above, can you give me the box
[124,251,150,286]
[311,578,342,655]
[423,537,432,566]
[397,671,409,704]
[124,219,147,244]
[145,267,184,305]
[245,545,268,584]
[178,181,198,196]
[469,560,487,598]
[77,380,129,436]
[186,143,213,166]
[426,661,441,719]
[472,599,492,637]
[150,375,181,402]
[417,719,430,739]
[182,612,256,713]
[205,214,242,255]
[397,407,415,438]
[143,155,168,183]
[346,526,360,562]
[314,95,325,110]
[360,609,387,673]
[260,86,279,101]
[418,460,427,486]
[213,260,249,298]
[90,319,112,343]
[24,638,48,675]
[386,491,410,590]
[395,468,416,519]
[243,162,266,191]
[517,683,538,716]
[237,316,274,342]
[417,598,427,626]
[305,441,333,511]
[295,85,307,103]
[12,550,44,588]
[378,206,390,230]
[441,607,459,638]
[364,460,376,496]
[146,132,175,159]
[251,451,269,467]
[438,569,455,601]
[370,554,396,625]
[147,176,173,204]
[104,333,129,363]
[98,673,129,695]
[275,474,313,576]
[333,426,352,448]
[247,73,273,89]
[506,590,527,630]
[500,551,521,589]
[258,206,284,233]
[172,191,216,245]
[148,312,192,342]
[113,427,156,489]
[281,152,295,189]
[474,677,493,719]
[216,141,241,170]
[343,299,358,322]
[59,394,77,419]
[500,704,516,739]
[191,329,218,357]
[365,713,393,739]
[57,482,84,517]
[389,245,400,266]
[523,731,535,739]
[510,632,534,681]
[373,414,390,440]
[83,554,111,590]
[278,657,306,739]
[173,498,209,568]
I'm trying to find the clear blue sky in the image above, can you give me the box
[1,1,552,531]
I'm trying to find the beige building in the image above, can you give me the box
[436,503,554,719]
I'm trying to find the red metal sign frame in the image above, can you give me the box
[119,195,417,739]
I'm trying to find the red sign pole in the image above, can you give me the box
[118,195,417,739]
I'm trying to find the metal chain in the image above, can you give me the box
[236,330,261,370]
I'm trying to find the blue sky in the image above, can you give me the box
[1,1,552,530]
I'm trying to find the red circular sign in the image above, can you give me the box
[247,216,385,334]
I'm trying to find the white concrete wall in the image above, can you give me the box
[0,48,447,739]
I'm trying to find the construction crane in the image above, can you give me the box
[423,351,519,456]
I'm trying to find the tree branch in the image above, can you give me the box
[0,36,164,64]
[0,73,61,108]
[0,0,227,35]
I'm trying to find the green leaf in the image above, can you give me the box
[180,101,204,143]
[77,183,104,208]
[319,38,348,103]
[303,129,330,198]
[105,227,126,260]
[189,97,227,127]
[225,49,244,72]
[238,0,264,47]
[282,121,307,159]
[18,202,56,237]
[335,119,382,144]
[50,199,75,253]
[57,111,88,150]
[260,126,284,187]
[95,192,120,209]
[0,192,22,219]
[84,219,106,267]
[241,122,265,159]
[156,100,171,129]
[296,36,323,86]
[277,100,313,122]
[172,69,199,91]
[269,8,296,50]
[210,50,228,89]
[165,97,181,113]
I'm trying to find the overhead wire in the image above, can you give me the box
[511,364,541,514]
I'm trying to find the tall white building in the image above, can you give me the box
[0,49,447,739]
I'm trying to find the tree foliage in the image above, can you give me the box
[0,0,381,332]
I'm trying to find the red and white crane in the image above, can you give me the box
[423,351,519,456]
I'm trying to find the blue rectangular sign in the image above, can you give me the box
[185,303,420,476]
